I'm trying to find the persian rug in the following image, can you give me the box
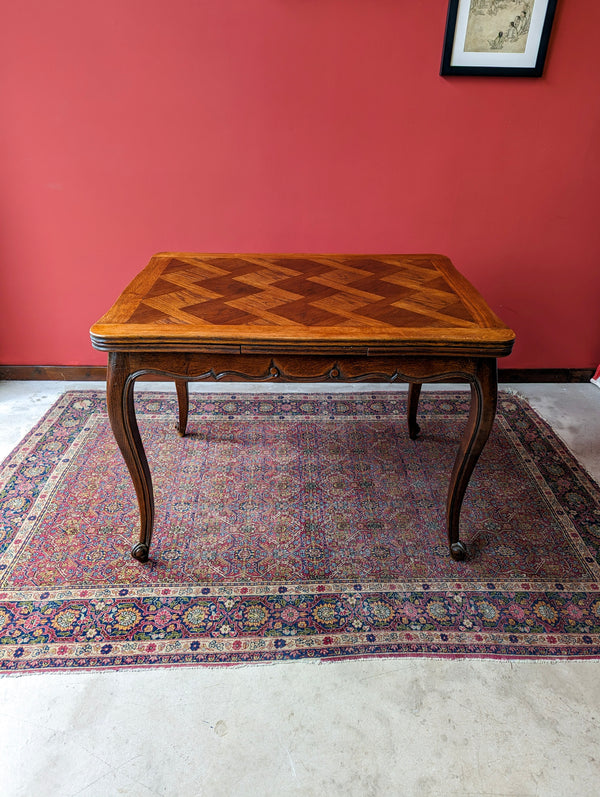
[1,390,599,672]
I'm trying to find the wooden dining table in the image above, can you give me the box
[90,253,515,563]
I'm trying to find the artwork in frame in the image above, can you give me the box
[440,0,558,77]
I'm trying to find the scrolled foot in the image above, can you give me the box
[176,423,186,438]
[450,540,467,561]
[131,543,150,563]
[409,421,421,440]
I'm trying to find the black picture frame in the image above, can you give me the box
[440,0,558,77]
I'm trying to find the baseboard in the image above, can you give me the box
[0,365,595,383]
[0,365,108,380]
[498,369,595,383]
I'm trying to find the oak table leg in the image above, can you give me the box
[407,382,422,440]
[106,354,497,564]
[446,359,498,561]
[106,353,155,562]
[175,380,189,437]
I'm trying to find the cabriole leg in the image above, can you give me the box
[106,352,155,562]
[175,380,189,436]
[407,382,422,439]
[446,359,498,561]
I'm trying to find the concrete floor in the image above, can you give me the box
[0,381,599,797]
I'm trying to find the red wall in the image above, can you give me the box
[1,1,599,369]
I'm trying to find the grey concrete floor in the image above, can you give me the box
[0,381,599,796]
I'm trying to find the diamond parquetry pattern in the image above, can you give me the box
[126,255,477,329]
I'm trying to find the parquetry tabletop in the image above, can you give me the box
[90,253,515,355]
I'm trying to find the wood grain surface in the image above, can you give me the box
[90,254,515,356]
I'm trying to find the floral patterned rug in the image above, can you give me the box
[1,390,599,671]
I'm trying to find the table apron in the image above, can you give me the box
[109,351,496,385]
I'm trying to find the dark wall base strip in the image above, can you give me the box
[0,366,108,381]
[498,369,594,383]
[0,365,595,383]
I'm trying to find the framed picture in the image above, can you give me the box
[440,0,558,77]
